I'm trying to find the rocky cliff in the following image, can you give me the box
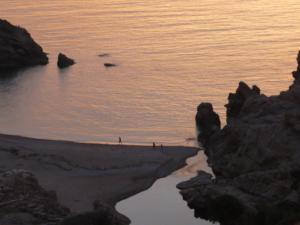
[178,52,300,225]
[0,19,48,72]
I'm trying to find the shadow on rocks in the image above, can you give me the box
[178,51,300,225]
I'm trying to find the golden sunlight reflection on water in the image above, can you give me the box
[0,0,299,145]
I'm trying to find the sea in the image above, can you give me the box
[0,0,297,146]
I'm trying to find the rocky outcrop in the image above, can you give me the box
[57,53,75,69]
[225,82,260,122]
[0,19,48,72]
[195,102,221,144]
[0,169,129,225]
[178,52,300,225]
[0,169,69,225]
[61,201,130,225]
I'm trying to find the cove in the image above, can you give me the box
[116,151,217,225]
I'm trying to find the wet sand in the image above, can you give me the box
[0,134,198,213]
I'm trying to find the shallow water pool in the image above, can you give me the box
[116,151,216,225]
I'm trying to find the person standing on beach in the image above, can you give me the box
[119,137,122,145]
[153,142,156,149]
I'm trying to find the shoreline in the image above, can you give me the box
[0,133,199,213]
[0,132,197,148]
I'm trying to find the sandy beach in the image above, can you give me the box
[0,133,198,213]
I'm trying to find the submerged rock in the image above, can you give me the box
[57,53,75,69]
[98,53,110,57]
[104,63,117,67]
[0,19,48,72]
[178,51,300,225]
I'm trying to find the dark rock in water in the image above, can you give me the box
[61,201,130,225]
[57,53,75,69]
[0,19,48,72]
[0,169,69,225]
[98,53,110,57]
[104,63,117,67]
[178,51,300,225]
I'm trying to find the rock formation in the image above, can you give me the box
[0,169,131,225]
[0,169,69,225]
[57,53,75,69]
[178,51,300,225]
[0,19,48,72]
[61,201,130,225]
[195,102,221,144]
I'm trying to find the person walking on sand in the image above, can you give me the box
[119,136,122,145]
[153,142,156,149]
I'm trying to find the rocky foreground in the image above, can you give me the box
[0,19,48,72]
[0,134,198,225]
[0,170,69,225]
[178,52,300,225]
[0,168,133,225]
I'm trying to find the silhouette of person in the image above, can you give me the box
[119,137,122,145]
[153,142,156,149]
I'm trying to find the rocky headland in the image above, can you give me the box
[0,19,48,72]
[178,52,300,225]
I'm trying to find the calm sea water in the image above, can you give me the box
[117,151,215,225]
[0,0,298,145]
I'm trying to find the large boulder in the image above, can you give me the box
[195,103,221,144]
[178,51,300,225]
[57,53,75,69]
[0,19,48,72]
